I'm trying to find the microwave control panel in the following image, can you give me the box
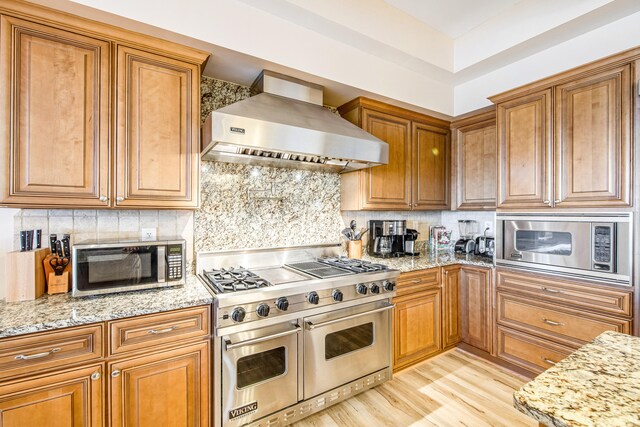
[167,244,184,280]
[592,225,613,271]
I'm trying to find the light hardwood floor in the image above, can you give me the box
[293,349,536,427]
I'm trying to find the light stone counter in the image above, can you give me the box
[514,331,640,427]
[0,276,213,339]
[360,251,493,273]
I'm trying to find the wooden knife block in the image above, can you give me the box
[5,248,50,302]
[43,254,72,295]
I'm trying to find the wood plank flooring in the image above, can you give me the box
[293,349,536,427]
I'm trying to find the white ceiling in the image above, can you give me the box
[384,0,522,38]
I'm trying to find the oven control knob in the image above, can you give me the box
[332,289,344,302]
[356,283,368,295]
[307,292,320,305]
[370,283,380,294]
[383,280,396,291]
[256,303,270,317]
[275,297,289,311]
[231,307,246,323]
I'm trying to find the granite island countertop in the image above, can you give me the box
[0,275,214,339]
[360,251,493,272]
[514,331,640,427]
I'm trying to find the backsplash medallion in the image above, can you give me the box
[195,162,343,252]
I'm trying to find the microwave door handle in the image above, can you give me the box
[305,304,395,330]
[224,326,301,350]
[157,246,166,283]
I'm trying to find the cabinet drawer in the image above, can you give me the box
[497,326,574,374]
[497,269,632,317]
[497,292,631,348]
[108,306,210,356]
[0,324,103,380]
[396,268,440,296]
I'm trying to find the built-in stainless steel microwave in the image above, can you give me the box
[496,214,632,285]
[72,239,185,297]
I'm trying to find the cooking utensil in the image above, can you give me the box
[341,228,352,241]
[49,257,70,276]
[354,228,368,240]
[349,220,357,240]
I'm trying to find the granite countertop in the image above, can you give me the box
[359,251,493,272]
[0,275,214,339]
[514,331,640,427]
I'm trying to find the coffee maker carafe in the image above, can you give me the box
[368,220,406,258]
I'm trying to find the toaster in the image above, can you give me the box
[474,236,495,258]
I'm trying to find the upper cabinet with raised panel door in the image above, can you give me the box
[339,98,450,211]
[0,1,208,209]
[450,107,497,210]
[491,51,636,210]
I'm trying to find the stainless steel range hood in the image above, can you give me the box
[201,71,388,173]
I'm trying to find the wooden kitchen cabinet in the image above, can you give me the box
[0,15,111,207]
[0,1,208,209]
[461,266,492,353]
[492,52,635,210]
[450,107,497,210]
[115,46,201,209]
[109,341,210,427]
[0,364,104,427]
[441,265,462,349]
[339,98,450,211]
[393,288,442,371]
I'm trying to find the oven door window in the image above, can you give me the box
[325,322,374,360]
[237,346,287,389]
[515,230,572,256]
[75,247,158,291]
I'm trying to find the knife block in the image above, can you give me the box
[43,254,72,294]
[4,248,50,302]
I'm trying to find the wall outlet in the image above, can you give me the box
[141,228,157,241]
[483,221,493,236]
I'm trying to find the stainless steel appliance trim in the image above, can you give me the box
[496,214,632,222]
[495,260,631,285]
[72,239,187,249]
[225,326,302,350]
[157,245,166,283]
[71,279,186,297]
[305,304,394,330]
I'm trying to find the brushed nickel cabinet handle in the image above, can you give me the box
[111,370,121,378]
[91,371,101,380]
[542,318,564,326]
[542,357,557,365]
[541,287,561,294]
[116,197,124,202]
[99,195,108,202]
[147,325,178,335]
[14,348,60,360]
[411,280,422,284]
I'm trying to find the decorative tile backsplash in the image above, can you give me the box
[195,162,344,252]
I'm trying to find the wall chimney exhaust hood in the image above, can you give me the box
[201,71,388,173]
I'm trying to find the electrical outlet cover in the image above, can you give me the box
[141,228,157,241]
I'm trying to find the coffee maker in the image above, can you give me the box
[368,220,406,257]
[404,229,420,256]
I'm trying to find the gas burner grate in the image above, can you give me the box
[202,267,272,293]
[318,257,389,273]
[285,261,353,279]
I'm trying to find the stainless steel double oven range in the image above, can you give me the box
[197,244,399,427]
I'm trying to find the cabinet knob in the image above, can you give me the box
[543,200,551,205]
[413,203,418,207]
[91,371,101,381]
[116,197,124,202]
[111,369,121,378]
[554,199,561,203]
[99,195,108,202]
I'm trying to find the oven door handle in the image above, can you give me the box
[224,326,302,350]
[305,304,395,330]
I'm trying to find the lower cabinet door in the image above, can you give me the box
[109,341,210,427]
[0,364,104,427]
[461,267,492,353]
[442,265,462,348]
[393,288,442,371]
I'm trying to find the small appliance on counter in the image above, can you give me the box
[454,220,479,254]
[369,220,406,257]
[404,229,420,256]
[474,235,495,259]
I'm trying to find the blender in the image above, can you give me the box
[454,220,479,253]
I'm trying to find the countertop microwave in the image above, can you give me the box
[72,239,186,297]
[496,214,632,285]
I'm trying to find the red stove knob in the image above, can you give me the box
[231,307,246,322]
[307,292,320,305]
